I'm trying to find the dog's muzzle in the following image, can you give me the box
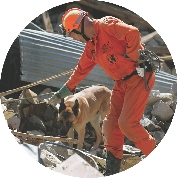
[59,120,73,136]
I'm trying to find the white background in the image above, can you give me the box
[0,0,176,177]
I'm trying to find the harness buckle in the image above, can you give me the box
[136,67,144,77]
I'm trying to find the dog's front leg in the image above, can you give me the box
[75,126,85,150]
[67,127,74,148]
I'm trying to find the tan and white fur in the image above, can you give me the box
[58,85,111,150]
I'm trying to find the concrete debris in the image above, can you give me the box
[1,86,176,177]
[147,90,172,105]
[171,82,177,98]
[27,130,45,136]
[151,100,174,121]
[6,115,21,130]
[120,154,142,172]
[2,103,16,120]
[38,142,144,175]
[140,115,154,127]
[150,130,166,144]
[123,145,141,155]
[3,109,16,120]
[170,101,176,112]
[147,122,161,132]
[37,88,53,102]
[89,147,103,157]
[51,153,104,177]
[40,149,62,167]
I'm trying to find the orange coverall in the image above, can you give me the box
[66,16,155,159]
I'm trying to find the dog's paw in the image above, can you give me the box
[91,143,99,150]
[89,148,98,155]
[89,147,103,156]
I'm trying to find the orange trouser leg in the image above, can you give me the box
[102,84,125,159]
[102,72,155,158]
[118,72,155,156]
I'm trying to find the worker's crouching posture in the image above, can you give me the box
[49,8,159,176]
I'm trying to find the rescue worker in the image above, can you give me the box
[49,8,156,176]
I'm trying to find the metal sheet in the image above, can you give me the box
[19,29,177,93]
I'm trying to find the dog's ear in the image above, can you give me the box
[59,98,66,113]
[72,99,79,116]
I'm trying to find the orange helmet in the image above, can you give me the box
[59,8,88,37]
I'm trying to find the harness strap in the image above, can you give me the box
[142,62,151,92]
[122,70,138,80]
[122,48,160,92]
[122,66,153,92]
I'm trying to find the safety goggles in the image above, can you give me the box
[58,24,68,37]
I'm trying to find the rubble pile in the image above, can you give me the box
[1,83,176,176]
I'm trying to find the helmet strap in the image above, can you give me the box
[81,17,90,41]
[72,17,90,41]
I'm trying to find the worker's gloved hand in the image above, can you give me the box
[48,83,73,106]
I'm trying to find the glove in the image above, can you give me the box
[48,83,73,106]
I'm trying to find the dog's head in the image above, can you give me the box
[58,98,79,136]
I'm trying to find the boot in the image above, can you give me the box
[103,151,121,176]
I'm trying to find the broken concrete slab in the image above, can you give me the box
[40,149,62,167]
[50,142,71,159]
[51,153,104,177]
[2,102,16,120]
[18,89,39,105]
[147,90,172,105]
[37,88,53,102]
[144,104,153,115]
[7,115,21,130]
[123,145,141,155]
[151,100,174,121]
[140,115,161,132]
[140,115,153,127]
[146,123,161,132]
[1,97,18,113]
[3,109,16,120]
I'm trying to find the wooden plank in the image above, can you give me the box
[42,11,54,33]
[12,131,78,143]
[141,31,158,43]
[146,46,170,55]
[78,0,153,29]
[159,55,172,61]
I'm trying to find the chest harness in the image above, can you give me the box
[122,49,161,92]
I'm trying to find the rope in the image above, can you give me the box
[1,85,96,104]
[0,69,73,98]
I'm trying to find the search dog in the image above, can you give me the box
[58,85,111,150]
